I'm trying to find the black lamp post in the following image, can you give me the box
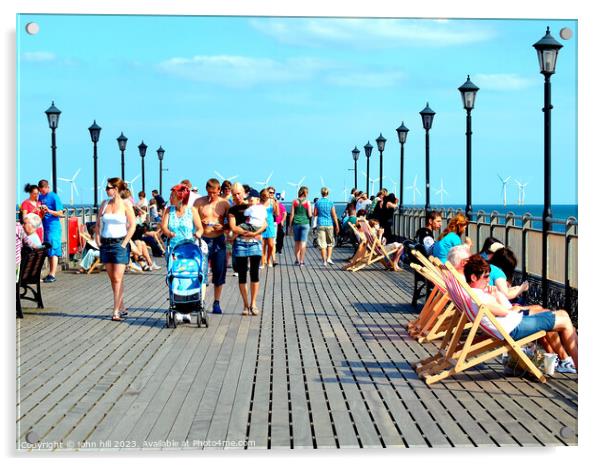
[458,75,479,219]
[419,102,435,211]
[533,26,562,308]
[117,132,128,180]
[396,122,409,208]
[363,141,373,195]
[157,146,165,196]
[351,146,360,190]
[44,101,61,193]
[88,120,102,209]
[138,141,147,193]
[375,133,387,192]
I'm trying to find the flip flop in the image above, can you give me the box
[111,315,123,321]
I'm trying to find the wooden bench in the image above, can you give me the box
[17,244,49,318]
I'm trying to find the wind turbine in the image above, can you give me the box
[287,176,306,192]
[58,168,81,205]
[214,170,239,182]
[384,176,398,195]
[405,175,421,205]
[255,171,274,189]
[434,178,449,205]
[125,174,141,194]
[498,174,511,207]
[515,180,528,205]
[361,171,380,196]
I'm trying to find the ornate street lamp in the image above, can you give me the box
[533,26,562,308]
[396,122,409,208]
[138,140,148,193]
[351,146,360,190]
[363,141,373,195]
[88,120,102,209]
[458,75,479,219]
[117,132,128,180]
[157,146,165,196]
[419,102,435,211]
[375,133,387,192]
[45,101,61,192]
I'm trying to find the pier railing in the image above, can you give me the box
[394,208,578,322]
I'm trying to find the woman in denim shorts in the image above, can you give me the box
[95,177,136,321]
[288,186,312,266]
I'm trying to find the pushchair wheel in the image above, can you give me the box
[196,311,202,328]
[201,307,208,327]
[166,312,172,328]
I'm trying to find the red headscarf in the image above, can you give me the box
[170,184,190,205]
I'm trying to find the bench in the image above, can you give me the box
[17,244,49,318]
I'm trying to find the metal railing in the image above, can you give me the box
[394,207,578,322]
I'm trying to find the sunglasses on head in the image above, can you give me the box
[105,185,115,190]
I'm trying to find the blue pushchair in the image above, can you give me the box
[165,239,208,328]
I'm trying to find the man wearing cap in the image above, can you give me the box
[194,178,231,314]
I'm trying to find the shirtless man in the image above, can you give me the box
[194,178,231,314]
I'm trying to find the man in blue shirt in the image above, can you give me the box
[313,187,339,266]
[38,179,64,283]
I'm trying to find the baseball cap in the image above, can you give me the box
[247,189,260,199]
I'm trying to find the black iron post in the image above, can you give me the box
[459,75,479,219]
[117,132,128,180]
[157,146,165,196]
[88,120,102,209]
[533,27,562,308]
[364,141,373,195]
[352,146,360,190]
[420,103,435,211]
[45,102,61,193]
[376,133,387,192]
[138,141,148,194]
[396,122,409,208]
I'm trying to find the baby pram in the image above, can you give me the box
[165,239,208,328]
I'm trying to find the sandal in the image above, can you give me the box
[111,314,123,321]
[242,307,249,316]
[250,306,259,316]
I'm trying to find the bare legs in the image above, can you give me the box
[105,263,126,319]
[262,238,276,266]
[48,256,58,276]
[295,241,307,264]
[528,307,578,368]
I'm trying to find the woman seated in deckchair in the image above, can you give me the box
[343,218,403,271]
[464,254,577,373]
[479,237,530,302]
[432,213,472,264]
[366,219,403,270]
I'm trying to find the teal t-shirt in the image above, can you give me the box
[432,232,462,263]
[489,264,507,286]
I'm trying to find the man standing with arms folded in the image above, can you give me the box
[37,179,64,283]
[194,178,230,314]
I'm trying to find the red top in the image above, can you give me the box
[20,199,44,242]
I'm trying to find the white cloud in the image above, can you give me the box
[157,55,331,88]
[250,18,495,48]
[326,70,406,88]
[473,73,537,91]
[22,51,56,62]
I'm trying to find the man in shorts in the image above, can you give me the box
[37,179,64,283]
[194,178,231,314]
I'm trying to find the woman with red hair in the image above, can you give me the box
[161,184,203,247]
[432,213,472,264]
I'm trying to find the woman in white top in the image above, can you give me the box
[95,177,136,322]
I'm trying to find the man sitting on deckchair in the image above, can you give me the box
[343,218,403,271]
[464,254,578,372]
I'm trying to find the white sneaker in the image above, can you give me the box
[130,262,143,272]
[182,314,192,324]
[556,357,577,374]
[327,259,334,265]
[232,272,238,277]
[174,312,184,323]
[150,263,161,271]
[323,261,328,267]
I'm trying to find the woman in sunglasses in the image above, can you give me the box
[95,178,137,321]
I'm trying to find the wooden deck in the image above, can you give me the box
[16,241,578,450]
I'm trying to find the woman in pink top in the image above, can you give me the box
[20,183,44,243]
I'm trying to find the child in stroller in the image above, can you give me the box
[165,239,208,328]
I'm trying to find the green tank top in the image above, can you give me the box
[293,198,310,225]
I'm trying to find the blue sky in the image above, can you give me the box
[16,15,577,205]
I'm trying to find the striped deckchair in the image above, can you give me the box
[347,220,401,272]
[415,260,547,385]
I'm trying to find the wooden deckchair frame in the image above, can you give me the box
[346,220,401,272]
[415,260,547,385]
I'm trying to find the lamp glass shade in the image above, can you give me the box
[88,120,102,142]
[364,142,373,158]
[352,147,360,161]
[419,103,436,131]
[117,132,128,151]
[396,122,409,144]
[533,27,562,75]
[138,141,148,158]
[157,146,165,161]
[375,133,387,152]
[45,101,61,129]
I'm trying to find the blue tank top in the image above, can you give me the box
[315,197,334,227]
[168,206,194,247]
